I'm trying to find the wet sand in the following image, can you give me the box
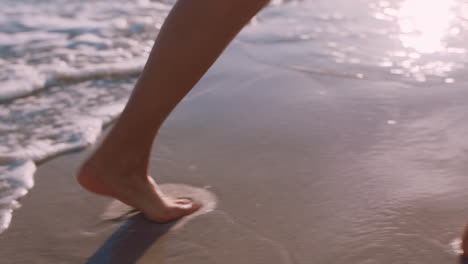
[1,40,468,263]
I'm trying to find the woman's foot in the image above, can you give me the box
[76,153,200,223]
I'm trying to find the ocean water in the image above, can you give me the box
[1,0,468,241]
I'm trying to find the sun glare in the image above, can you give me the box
[398,0,455,53]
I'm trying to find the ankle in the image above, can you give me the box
[81,147,149,179]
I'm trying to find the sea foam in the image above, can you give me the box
[0,0,173,234]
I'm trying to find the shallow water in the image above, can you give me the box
[1,0,468,260]
[154,43,468,263]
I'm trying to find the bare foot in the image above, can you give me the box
[76,155,200,223]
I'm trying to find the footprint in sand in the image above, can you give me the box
[100,183,218,230]
[87,184,296,264]
[79,184,217,236]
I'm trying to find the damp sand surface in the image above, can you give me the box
[1,40,468,263]
[2,0,468,263]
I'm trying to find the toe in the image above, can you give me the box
[174,197,193,205]
[174,199,201,213]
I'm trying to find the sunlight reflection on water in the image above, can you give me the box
[398,0,455,53]
[366,0,467,82]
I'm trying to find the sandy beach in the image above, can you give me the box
[1,36,468,263]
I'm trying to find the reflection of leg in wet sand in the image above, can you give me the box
[76,0,270,222]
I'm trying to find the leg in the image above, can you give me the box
[462,223,468,255]
[77,0,269,222]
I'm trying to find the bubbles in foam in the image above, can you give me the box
[0,0,155,230]
[0,0,169,103]
[0,64,47,101]
[0,161,36,233]
[0,0,192,234]
[0,78,134,233]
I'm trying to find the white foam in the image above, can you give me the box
[0,161,36,233]
[0,0,179,235]
[0,31,66,47]
[47,58,146,83]
[0,209,12,234]
[0,64,47,101]
[0,0,168,102]
[0,118,103,163]
[0,79,133,234]
[91,100,127,126]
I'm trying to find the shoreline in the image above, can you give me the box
[1,39,467,263]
